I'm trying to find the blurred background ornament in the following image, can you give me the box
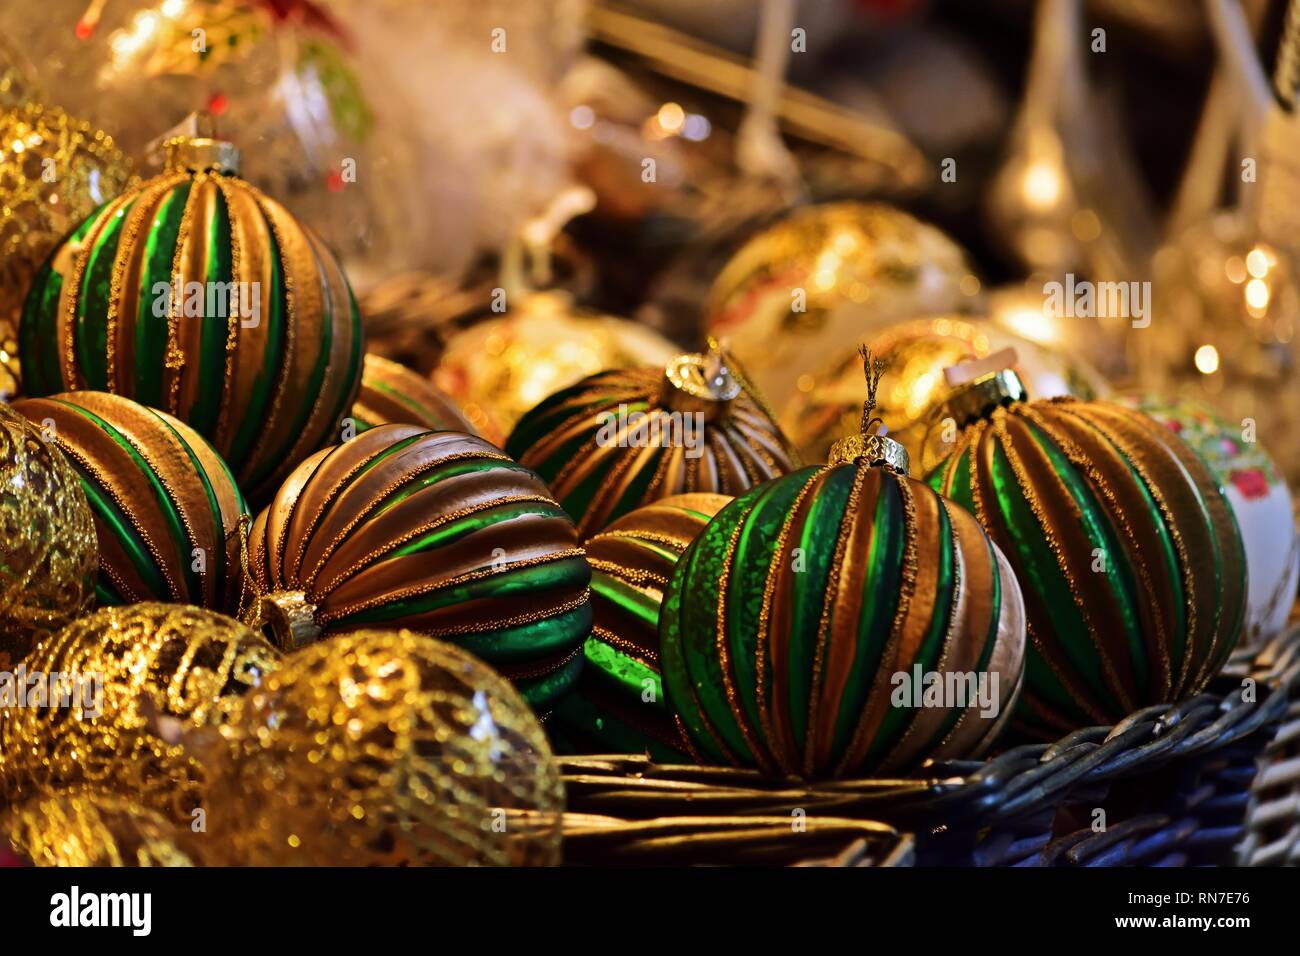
[12,392,249,615]
[0,0,427,283]
[247,427,592,710]
[0,404,98,667]
[201,630,565,866]
[2,790,196,867]
[18,126,364,503]
[928,366,1247,740]
[350,355,477,437]
[433,290,678,444]
[0,99,135,399]
[0,603,280,820]
[1118,392,1299,646]
[778,315,1109,468]
[704,202,982,427]
[550,492,729,760]
[506,345,796,538]
[660,358,1027,778]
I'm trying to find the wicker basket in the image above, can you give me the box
[556,624,1300,866]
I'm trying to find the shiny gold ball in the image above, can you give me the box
[0,100,134,397]
[704,201,981,431]
[778,316,1110,469]
[0,603,280,820]
[204,630,564,866]
[3,790,195,867]
[0,403,97,665]
[433,291,678,442]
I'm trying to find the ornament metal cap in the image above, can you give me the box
[662,344,742,420]
[940,348,1028,428]
[827,343,910,474]
[156,112,240,175]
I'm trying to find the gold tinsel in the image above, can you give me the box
[0,403,98,666]
[0,603,280,821]
[199,630,565,866]
[0,100,134,397]
[2,790,195,867]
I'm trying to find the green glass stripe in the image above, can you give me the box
[78,471,169,600]
[1026,420,1147,694]
[367,379,447,428]
[783,464,855,756]
[21,202,115,393]
[863,484,957,767]
[829,469,903,759]
[189,185,233,434]
[94,581,125,606]
[591,571,661,632]
[584,636,662,706]
[147,409,224,600]
[331,557,591,660]
[389,500,569,559]
[276,244,336,470]
[444,600,594,666]
[515,644,587,710]
[135,182,192,408]
[371,456,531,519]
[723,468,822,761]
[987,442,1099,722]
[225,208,285,476]
[504,381,603,459]
[325,283,366,439]
[76,201,136,390]
[56,400,190,598]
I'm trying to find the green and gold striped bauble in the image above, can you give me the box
[18,134,364,503]
[551,493,731,760]
[927,370,1248,739]
[506,349,796,539]
[11,392,248,615]
[660,441,1026,779]
[351,354,477,436]
[247,425,593,710]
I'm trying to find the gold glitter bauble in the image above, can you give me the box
[779,316,1110,469]
[1146,212,1300,483]
[204,630,564,866]
[0,101,134,397]
[0,603,280,821]
[0,403,98,666]
[3,790,195,867]
[704,202,982,432]
[433,291,678,442]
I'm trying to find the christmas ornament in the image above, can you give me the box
[351,354,477,436]
[11,392,248,614]
[660,349,1027,778]
[0,100,135,398]
[0,602,280,819]
[779,315,1109,469]
[0,403,97,666]
[433,291,678,442]
[1118,393,1299,646]
[703,202,981,438]
[927,365,1248,739]
[2,791,195,867]
[246,426,592,709]
[1146,213,1300,483]
[506,345,797,538]
[551,493,731,760]
[201,629,564,866]
[18,128,364,503]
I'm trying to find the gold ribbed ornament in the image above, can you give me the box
[201,630,564,866]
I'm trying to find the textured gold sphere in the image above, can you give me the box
[203,630,564,866]
[0,603,280,820]
[2,789,195,867]
[0,100,134,397]
[0,403,98,665]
